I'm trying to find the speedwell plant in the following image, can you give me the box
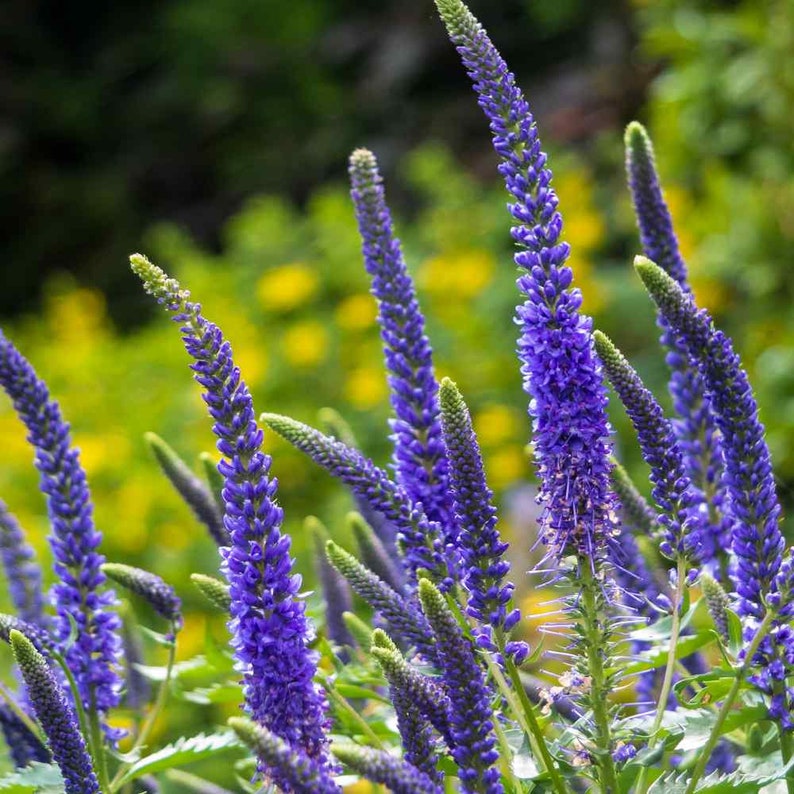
[1,1,792,792]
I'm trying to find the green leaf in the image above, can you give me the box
[333,682,391,703]
[0,763,64,793]
[115,731,244,786]
[623,630,714,675]
[672,669,737,708]
[178,682,243,704]
[649,754,794,792]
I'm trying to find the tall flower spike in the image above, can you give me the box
[438,379,526,662]
[307,518,355,652]
[625,122,728,568]
[0,500,46,626]
[349,149,455,552]
[326,541,438,663]
[262,412,450,588]
[10,630,100,794]
[434,0,616,564]
[145,433,226,546]
[229,718,341,794]
[130,254,331,773]
[635,257,783,619]
[593,331,702,564]
[0,703,49,768]
[0,330,121,716]
[417,579,502,794]
[333,744,443,794]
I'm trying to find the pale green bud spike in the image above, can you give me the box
[145,432,226,545]
[198,451,226,514]
[190,573,231,612]
[129,253,189,308]
[700,573,731,644]
[609,457,660,538]
[342,612,373,650]
[370,628,400,656]
[317,407,359,449]
[347,512,402,591]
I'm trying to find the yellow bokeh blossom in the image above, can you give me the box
[419,248,495,299]
[344,367,386,410]
[336,294,377,332]
[484,445,526,490]
[256,263,319,313]
[47,287,109,347]
[283,321,329,368]
[474,404,522,447]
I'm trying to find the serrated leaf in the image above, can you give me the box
[116,731,244,786]
[649,754,794,793]
[178,682,243,704]
[673,669,737,708]
[0,763,64,792]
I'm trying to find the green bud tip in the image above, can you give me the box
[349,148,378,177]
[190,573,231,611]
[370,628,399,655]
[624,121,653,156]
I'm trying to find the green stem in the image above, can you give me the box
[773,678,794,794]
[0,682,45,742]
[110,624,178,791]
[326,684,384,750]
[88,696,111,794]
[579,562,619,794]
[636,559,686,794]
[164,769,236,793]
[685,609,776,794]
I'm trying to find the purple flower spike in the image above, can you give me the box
[0,501,46,626]
[10,630,100,794]
[262,412,451,588]
[418,579,503,794]
[130,255,331,774]
[439,379,526,661]
[102,563,183,628]
[230,718,341,794]
[625,123,728,568]
[593,331,702,564]
[349,149,456,557]
[0,330,121,717]
[334,744,444,794]
[635,257,783,620]
[434,0,616,564]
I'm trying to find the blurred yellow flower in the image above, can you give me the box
[48,287,108,346]
[283,321,329,368]
[474,404,522,447]
[336,294,377,331]
[344,367,387,410]
[553,170,605,254]
[343,782,375,793]
[256,263,319,313]
[484,445,526,489]
[419,249,495,299]
[73,432,131,476]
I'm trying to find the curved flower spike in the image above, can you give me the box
[0,501,46,626]
[229,718,341,794]
[130,254,330,773]
[10,630,100,794]
[634,257,783,619]
[0,331,121,716]
[333,744,443,794]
